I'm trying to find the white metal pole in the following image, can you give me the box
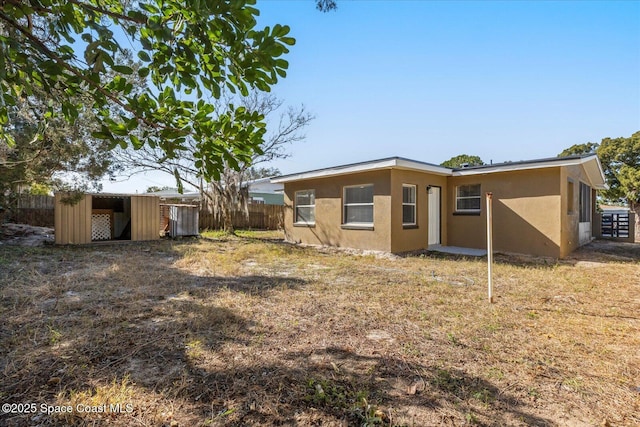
[486,192,494,303]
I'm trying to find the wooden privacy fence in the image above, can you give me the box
[4,195,283,232]
[9,195,55,227]
[199,204,284,230]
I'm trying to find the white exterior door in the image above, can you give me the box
[428,186,441,245]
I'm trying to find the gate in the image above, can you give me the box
[601,213,630,238]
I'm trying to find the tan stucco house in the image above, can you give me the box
[272,154,607,258]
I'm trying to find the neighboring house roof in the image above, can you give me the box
[600,204,629,212]
[244,177,272,185]
[146,189,200,200]
[271,154,607,190]
[244,177,284,194]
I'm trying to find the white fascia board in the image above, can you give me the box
[395,158,453,176]
[271,158,452,183]
[452,159,580,176]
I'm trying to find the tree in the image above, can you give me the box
[0,83,119,210]
[0,0,296,182]
[117,91,313,233]
[245,166,282,181]
[558,142,599,157]
[1,49,147,209]
[145,185,172,193]
[441,154,484,168]
[316,0,338,12]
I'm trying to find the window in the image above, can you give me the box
[456,184,481,212]
[343,184,374,225]
[567,179,575,214]
[295,190,315,224]
[579,182,591,222]
[402,184,416,225]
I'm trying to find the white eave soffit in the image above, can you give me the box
[582,156,608,190]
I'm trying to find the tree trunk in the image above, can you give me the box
[222,203,235,235]
[631,201,640,243]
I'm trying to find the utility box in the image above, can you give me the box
[165,204,199,237]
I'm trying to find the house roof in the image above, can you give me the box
[271,154,607,190]
[271,157,452,183]
[453,154,608,190]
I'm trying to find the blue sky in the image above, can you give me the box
[104,0,640,192]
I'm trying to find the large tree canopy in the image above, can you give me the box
[0,84,118,197]
[0,0,295,180]
[0,50,145,203]
[597,131,640,205]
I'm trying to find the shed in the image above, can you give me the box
[55,193,160,244]
[161,204,199,237]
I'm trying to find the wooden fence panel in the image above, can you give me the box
[11,195,55,227]
[199,204,284,230]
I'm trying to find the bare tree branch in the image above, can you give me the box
[115,90,314,233]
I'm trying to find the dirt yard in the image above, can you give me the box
[0,232,638,426]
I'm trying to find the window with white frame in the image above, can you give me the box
[402,184,416,225]
[295,190,315,224]
[343,184,374,225]
[456,184,481,212]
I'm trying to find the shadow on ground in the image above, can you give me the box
[0,240,556,426]
[568,239,640,264]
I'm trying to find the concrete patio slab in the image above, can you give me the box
[428,244,487,257]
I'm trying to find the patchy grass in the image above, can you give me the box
[0,235,638,426]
